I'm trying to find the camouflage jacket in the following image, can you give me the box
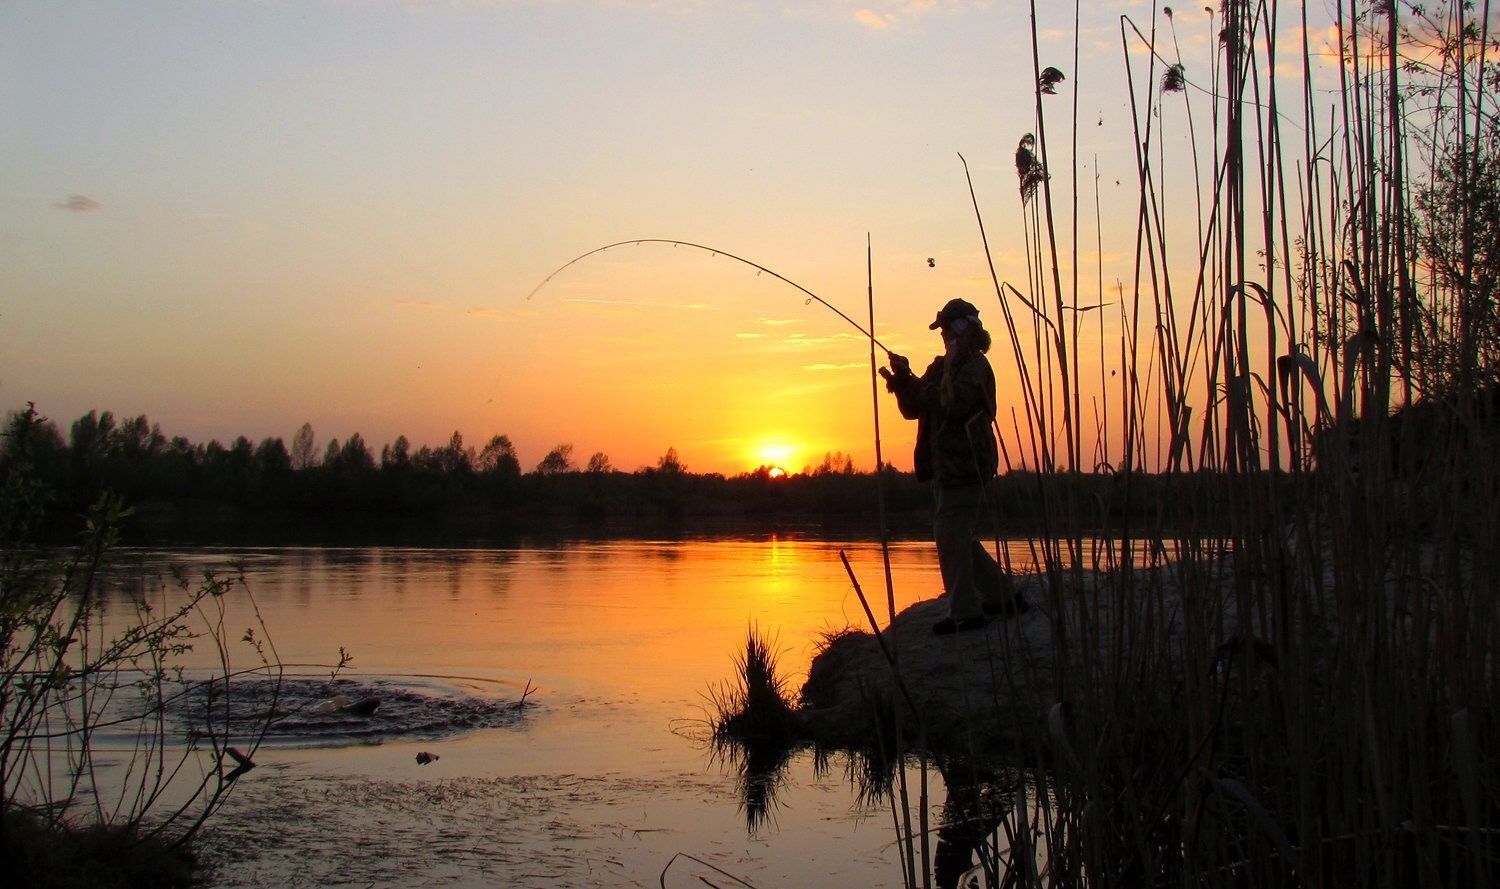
[888,351,999,485]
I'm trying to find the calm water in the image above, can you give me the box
[100,538,979,888]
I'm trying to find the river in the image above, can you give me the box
[94,537,991,888]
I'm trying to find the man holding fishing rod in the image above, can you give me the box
[881,298,1026,635]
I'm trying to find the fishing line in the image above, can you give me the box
[525,238,893,354]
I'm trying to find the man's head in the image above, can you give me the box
[930,298,981,332]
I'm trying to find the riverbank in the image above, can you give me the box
[775,532,1497,886]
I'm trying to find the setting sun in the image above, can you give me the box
[752,441,798,474]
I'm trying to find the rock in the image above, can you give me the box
[800,591,1048,758]
[798,562,1244,759]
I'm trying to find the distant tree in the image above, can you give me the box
[334,433,375,472]
[586,451,613,473]
[536,443,575,475]
[290,423,317,470]
[411,445,437,471]
[657,447,686,474]
[70,410,116,464]
[0,403,66,487]
[435,430,472,475]
[1414,128,1500,389]
[381,435,410,469]
[112,414,164,458]
[229,436,254,462]
[476,434,520,476]
[255,437,291,474]
[323,438,341,467]
[814,451,855,475]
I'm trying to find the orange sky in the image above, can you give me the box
[1,1,1367,475]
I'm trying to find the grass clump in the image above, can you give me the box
[1,810,194,889]
[706,627,805,832]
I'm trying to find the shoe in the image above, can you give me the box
[932,615,988,636]
[983,595,1030,619]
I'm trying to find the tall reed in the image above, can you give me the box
[924,1,1498,885]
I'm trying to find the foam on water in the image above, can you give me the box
[164,674,533,747]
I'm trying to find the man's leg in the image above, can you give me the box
[934,484,984,621]
[971,541,1011,605]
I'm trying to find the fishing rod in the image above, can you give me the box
[525,238,894,354]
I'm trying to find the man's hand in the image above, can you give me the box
[885,352,911,377]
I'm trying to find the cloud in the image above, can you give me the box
[468,307,503,319]
[56,195,100,212]
[852,1,984,30]
[394,298,439,310]
[558,296,707,310]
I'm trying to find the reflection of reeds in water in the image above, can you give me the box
[707,628,803,833]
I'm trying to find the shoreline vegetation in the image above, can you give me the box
[0,403,1295,545]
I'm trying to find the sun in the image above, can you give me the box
[751,441,797,477]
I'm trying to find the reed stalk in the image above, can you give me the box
[924,1,1500,885]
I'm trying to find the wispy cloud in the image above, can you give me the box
[394,298,439,310]
[468,307,503,319]
[56,194,100,212]
[559,297,707,310]
[803,362,866,371]
[853,1,980,30]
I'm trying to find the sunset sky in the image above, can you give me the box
[2,1,1345,475]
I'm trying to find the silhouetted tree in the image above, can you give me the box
[1414,128,1500,389]
[1,404,67,519]
[813,451,855,475]
[290,422,317,470]
[656,447,685,474]
[586,451,613,473]
[433,430,471,475]
[112,414,164,459]
[536,443,574,475]
[70,410,115,468]
[381,435,410,469]
[476,434,520,477]
[333,433,375,472]
[255,437,291,474]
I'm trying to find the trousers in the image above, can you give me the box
[932,482,1008,620]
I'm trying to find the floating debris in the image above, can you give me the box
[225,746,256,769]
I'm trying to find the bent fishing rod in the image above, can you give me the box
[525,238,894,355]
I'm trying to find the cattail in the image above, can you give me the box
[1015,133,1047,203]
[1038,66,1066,95]
[1163,63,1187,94]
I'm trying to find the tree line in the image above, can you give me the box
[2,403,1258,544]
[0,404,945,542]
